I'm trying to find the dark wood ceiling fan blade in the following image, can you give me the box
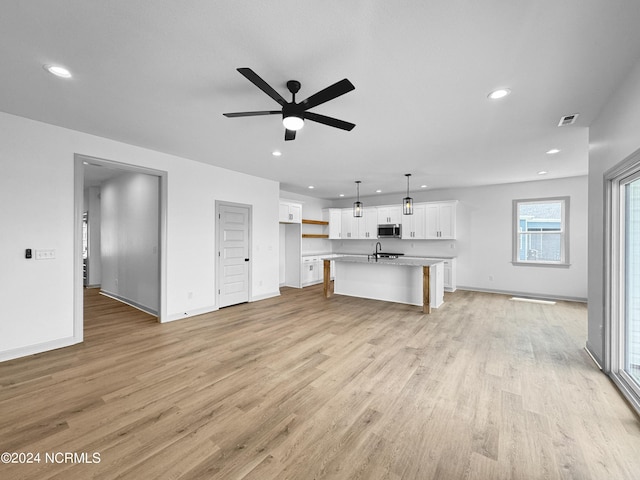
[223,110,281,117]
[304,112,355,131]
[285,129,296,141]
[237,68,287,106]
[300,78,355,110]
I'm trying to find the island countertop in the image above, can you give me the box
[329,255,444,267]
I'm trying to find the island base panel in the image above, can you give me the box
[334,262,427,307]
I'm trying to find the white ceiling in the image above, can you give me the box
[2,1,640,199]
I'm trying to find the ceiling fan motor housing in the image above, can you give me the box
[282,102,303,119]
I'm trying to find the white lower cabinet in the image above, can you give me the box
[441,258,456,292]
[302,256,325,286]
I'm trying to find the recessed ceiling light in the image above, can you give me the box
[308,185,314,189]
[338,194,345,197]
[43,64,72,78]
[420,185,427,188]
[538,171,548,175]
[272,150,282,156]
[546,149,560,155]
[487,88,511,100]
[376,189,382,193]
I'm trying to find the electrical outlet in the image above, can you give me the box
[488,275,494,281]
[35,249,55,260]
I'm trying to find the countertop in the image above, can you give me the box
[330,255,445,267]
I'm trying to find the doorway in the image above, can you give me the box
[74,155,167,343]
[216,202,251,308]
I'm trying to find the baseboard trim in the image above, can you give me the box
[585,342,604,370]
[456,285,587,303]
[251,291,281,302]
[0,336,81,363]
[165,305,218,323]
[100,290,158,316]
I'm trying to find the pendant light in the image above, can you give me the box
[353,180,363,217]
[403,174,413,215]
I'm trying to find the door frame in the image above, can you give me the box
[215,200,252,307]
[74,154,168,343]
[604,146,640,414]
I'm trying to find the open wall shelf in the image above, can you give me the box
[302,219,329,225]
[301,218,329,238]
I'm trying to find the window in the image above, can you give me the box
[512,196,569,266]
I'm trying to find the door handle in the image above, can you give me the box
[244,258,250,262]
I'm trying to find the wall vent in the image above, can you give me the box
[558,113,579,126]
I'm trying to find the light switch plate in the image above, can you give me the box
[35,249,56,260]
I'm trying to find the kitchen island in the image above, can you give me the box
[323,255,444,313]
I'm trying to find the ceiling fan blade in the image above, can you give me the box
[223,110,281,117]
[237,68,287,106]
[285,129,296,141]
[299,78,355,110]
[304,112,355,131]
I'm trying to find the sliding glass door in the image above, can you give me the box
[608,162,640,414]
[623,174,640,389]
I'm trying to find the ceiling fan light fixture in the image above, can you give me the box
[282,115,304,131]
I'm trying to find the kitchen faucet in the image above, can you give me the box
[374,241,382,259]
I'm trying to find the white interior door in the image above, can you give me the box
[218,203,250,308]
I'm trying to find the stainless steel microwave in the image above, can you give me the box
[378,224,401,238]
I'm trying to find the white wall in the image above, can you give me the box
[85,186,102,286]
[101,172,159,313]
[587,59,640,365]
[0,111,280,362]
[331,175,588,301]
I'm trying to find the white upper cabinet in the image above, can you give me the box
[377,205,402,224]
[325,208,342,239]
[425,201,457,239]
[401,203,427,239]
[338,207,377,239]
[328,201,456,241]
[359,207,378,239]
[341,208,356,239]
[279,201,302,223]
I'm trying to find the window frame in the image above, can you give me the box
[512,196,570,267]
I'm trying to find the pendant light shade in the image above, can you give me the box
[353,180,363,217]
[403,174,413,215]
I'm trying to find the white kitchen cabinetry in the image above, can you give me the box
[425,201,456,239]
[377,206,402,225]
[279,201,302,223]
[401,203,427,239]
[325,208,342,239]
[341,209,356,239]
[302,256,322,286]
[442,258,456,292]
[339,207,378,239]
[359,207,378,239]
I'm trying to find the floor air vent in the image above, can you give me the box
[558,113,579,126]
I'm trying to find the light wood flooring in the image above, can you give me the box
[1,286,640,479]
